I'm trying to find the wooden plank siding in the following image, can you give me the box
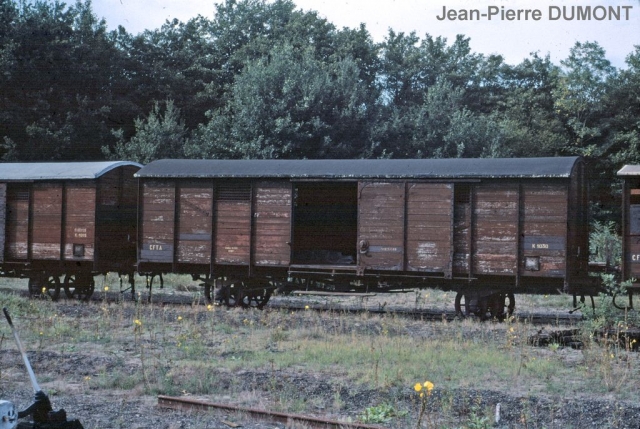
[472,183,519,275]
[521,183,568,277]
[358,182,405,270]
[215,182,251,265]
[31,183,63,260]
[406,183,453,275]
[140,180,175,263]
[253,181,291,266]
[64,182,96,260]
[0,184,5,262]
[176,181,212,264]
[6,185,29,259]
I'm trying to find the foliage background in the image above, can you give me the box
[1,0,639,221]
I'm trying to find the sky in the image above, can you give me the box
[92,0,640,69]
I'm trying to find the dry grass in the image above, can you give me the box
[1,276,640,428]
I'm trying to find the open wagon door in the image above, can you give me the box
[357,182,405,271]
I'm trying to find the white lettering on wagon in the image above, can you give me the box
[73,227,87,238]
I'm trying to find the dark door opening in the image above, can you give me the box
[292,182,357,265]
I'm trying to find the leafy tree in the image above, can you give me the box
[0,0,126,160]
[186,44,373,159]
[104,100,186,164]
[554,41,616,155]
[606,46,640,166]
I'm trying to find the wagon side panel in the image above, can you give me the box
[453,184,471,276]
[566,162,589,288]
[95,166,140,270]
[176,180,212,264]
[140,179,175,263]
[215,181,251,265]
[521,183,568,278]
[5,184,29,260]
[64,182,96,261]
[31,182,63,260]
[406,183,453,274]
[472,183,518,275]
[358,182,405,270]
[0,183,5,263]
[253,181,291,266]
[624,178,640,280]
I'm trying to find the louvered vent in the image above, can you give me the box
[217,183,251,201]
[8,187,29,201]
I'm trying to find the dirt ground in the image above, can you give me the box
[1,288,640,428]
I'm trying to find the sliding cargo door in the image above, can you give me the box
[358,182,405,270]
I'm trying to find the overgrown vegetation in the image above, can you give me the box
[1,277,640,428]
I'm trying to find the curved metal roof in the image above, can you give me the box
[617,165,640,176]
[136,157,581,180]
[0,161,142,181]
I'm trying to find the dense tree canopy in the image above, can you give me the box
[1,0,639,220]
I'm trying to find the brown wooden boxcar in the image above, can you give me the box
[0,161,141,300]
[617,165,640,308]
[136,157,591,317]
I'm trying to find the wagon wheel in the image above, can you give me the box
[215,283,244,308]
[454,293,489,319]
[240,286,273,309]
[63,273,95,301]
[28,273,61,301]
[454,292,469,317]
[488,293,516,321]
[199,275,215,302]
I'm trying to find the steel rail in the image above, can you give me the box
[157,395,388,429]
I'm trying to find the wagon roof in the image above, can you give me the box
[136,157,581,179]
[617,165,640,176]
[0,161,142,181]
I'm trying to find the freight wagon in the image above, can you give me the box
[617,164,640,309]
[0,161,141,300]
[135,157,592,318]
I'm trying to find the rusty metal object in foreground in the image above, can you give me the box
[157,395,388,429]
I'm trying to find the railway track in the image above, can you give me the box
[158,395,388,429]
[267,297,585,326]
[1,284,585,326]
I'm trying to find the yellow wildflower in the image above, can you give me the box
[424,381,434,392]
[414,382,422,392]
